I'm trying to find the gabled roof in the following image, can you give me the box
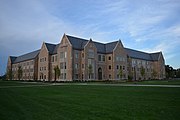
[125,48,161,61]
[150,52,161,61]
[66,35,88,50]
[45,43,57,55]
[66,35,118,54]
[10,56,17,63]
[13,50,40,63]
[105,41,119,53]
[53,43,60,54]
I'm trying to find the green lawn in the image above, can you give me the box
[127,79,180,85]
[0,80,180,120]
[0,80,48,86]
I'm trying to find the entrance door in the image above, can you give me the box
[98,68,102,80]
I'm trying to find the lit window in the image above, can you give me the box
[64,52,67,58]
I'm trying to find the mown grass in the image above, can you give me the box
[126,79,180,85]
[0,80,180,120]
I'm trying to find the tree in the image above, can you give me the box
[118,68,123,80]
[152,69,157,80]
[165,65,174,78]
[7,69,12,80]
[140,66,145,80]
[88,64,93,79]
[18,66,23,80]
[176,68,180,78]
[54,65,60,82]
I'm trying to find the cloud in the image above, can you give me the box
[0,0,180,74]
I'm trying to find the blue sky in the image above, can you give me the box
[0,0,180,75]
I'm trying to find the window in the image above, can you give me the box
[64,52,67,58]
[75,64,78,69]
[75,74,78,79]
[44,67,46,70]
[103,55,105,61]
[109,74,111,79]
[120,66,122,70]
[60,63,63,69]
[82,64,84,69]
[88,49,94,58]
[60,52,64,58]
[55,56,57,61]
[64,73,66,79]
[52,56,54,62]
[45,57,46,61]
[75,53,78,58]
[123,66,125,70]
[64,62,66,69]
[98,55,101,61]
[82,53,84,58]
[108,56,111,60]
[117,65,119,69]
[109,65,111,70]
[82,74,84,79]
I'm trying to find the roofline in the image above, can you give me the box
[13,58,37,64]
[130,57,154,61]
[14,49,40,58]
[64,34,72,47]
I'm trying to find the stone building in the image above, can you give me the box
[6,34,166,81]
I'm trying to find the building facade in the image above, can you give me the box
[6,34,166,81]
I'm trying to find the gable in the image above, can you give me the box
[66,35,118,54]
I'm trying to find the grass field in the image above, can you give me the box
[128,79,180,85]
[0,80,180,120]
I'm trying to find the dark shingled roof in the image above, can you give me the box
[125,48,161,61]
[105,41,118,53]
[66,35,118,53]
[45,43,57,54]
[53,43,60,54]
[13,50,40,63]
[150,52,161,61]
[10,56,17,63]
[66,35,88,50]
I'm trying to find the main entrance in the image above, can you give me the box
[98,68,102,80]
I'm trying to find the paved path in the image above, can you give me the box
[1,83,180,88]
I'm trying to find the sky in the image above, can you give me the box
[0,0,180,75]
